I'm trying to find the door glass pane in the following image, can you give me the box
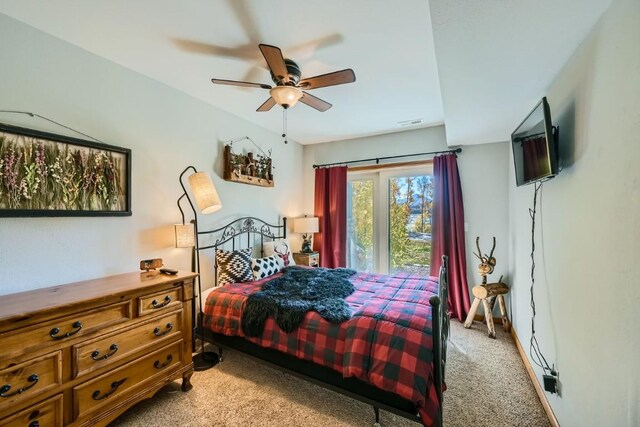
[388,175,433,275]
[347,179,374,272]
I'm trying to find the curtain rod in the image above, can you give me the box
[312,147,462,169]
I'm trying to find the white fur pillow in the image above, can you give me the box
[262,239,296,266]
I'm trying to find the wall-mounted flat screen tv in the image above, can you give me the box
[511,97,558,186]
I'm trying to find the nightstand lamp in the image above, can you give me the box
[293,216,319,253]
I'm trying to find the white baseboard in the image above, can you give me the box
[510,326,560,427]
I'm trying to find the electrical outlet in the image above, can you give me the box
[543,374,558,394]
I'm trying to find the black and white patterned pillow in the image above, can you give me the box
[251,255,284,280]
[216,248,253,286]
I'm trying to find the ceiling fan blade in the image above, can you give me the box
[173,39,258,61]
[211,78,271,90]
[257,97,277,112]
[300,92,332,112]
[286,34,344,60]
[299,69,356,90]
[259,44,290,84]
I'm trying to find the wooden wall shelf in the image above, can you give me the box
[226,173,274,187]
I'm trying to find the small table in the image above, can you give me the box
[463,282,510,338]
[293,252,320,267]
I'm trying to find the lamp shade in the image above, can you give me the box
[270,86,303,108]
[188,172,222,214]
[174,223,195,248]
[293,217,319,234]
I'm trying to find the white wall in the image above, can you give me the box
[303,127,510,306]
[508,0,640,425]
[0,14,304,295]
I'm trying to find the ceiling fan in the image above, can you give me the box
[211,44,356,112]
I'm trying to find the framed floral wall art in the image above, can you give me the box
[0,123,131,217]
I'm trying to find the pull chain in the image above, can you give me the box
[282,108,288,144]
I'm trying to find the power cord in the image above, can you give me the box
[529,182,557,378]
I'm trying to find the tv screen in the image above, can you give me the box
[511,97,558,186]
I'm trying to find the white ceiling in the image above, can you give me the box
[0,0,611,146]
[429,0,612,146]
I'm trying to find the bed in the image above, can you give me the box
[196,217,449,427]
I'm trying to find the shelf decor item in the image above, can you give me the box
[223,137,273,188]
[0,122,131,217]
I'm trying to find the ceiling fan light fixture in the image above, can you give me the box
[270,86,303,109]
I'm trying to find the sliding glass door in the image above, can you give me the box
[346,176,375,272]
[347,166,433,275]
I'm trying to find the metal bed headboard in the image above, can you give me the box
[196,216,287,287]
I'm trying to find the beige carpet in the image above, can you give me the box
[111,321,550,427]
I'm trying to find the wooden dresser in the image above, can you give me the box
[0,271,197,426]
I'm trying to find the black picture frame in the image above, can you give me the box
[0,123,131,217]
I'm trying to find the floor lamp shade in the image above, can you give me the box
[174,223,195,248]
[188,172,222,214]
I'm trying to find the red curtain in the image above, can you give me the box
[313,166,347,268]
[431,153,470,321]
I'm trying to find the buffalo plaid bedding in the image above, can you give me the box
[202,270,441,427]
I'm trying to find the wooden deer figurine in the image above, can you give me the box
[464,236,510,338]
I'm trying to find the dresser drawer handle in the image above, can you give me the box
[92,378,127,400]
[151,295,172,309]
[91,343,119,361]
[29,422,40,427]
[153,354,173,369]
[153,323,173,337]
[0,374,39,398]
[50,321,82,340]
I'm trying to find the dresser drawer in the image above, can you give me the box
[0,302,132,359]
[73,310,183,378]
[0,351,62,409]
[0,394,63,427]
[138,287,182,316]
[73,341,182,419]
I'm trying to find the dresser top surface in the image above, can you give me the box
[0,271,197,325]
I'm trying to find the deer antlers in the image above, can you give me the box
[488,236,496,260]
[474,236,496,264]
[475,236,497,283]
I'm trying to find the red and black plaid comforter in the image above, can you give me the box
[203,271,441,426]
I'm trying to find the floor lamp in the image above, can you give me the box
[175,165,222,371]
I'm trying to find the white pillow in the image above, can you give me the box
[263,239,296,266]
[251,254,284,280]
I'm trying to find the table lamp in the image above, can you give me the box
[293,216,319,253]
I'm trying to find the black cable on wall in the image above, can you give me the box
[529,182,557,377]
